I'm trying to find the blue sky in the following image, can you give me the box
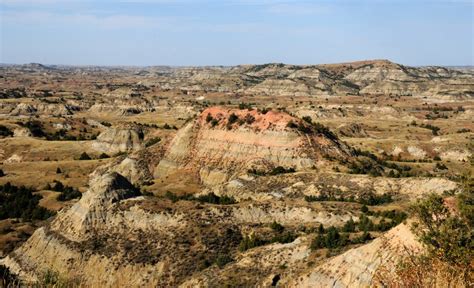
[0,0,473,66]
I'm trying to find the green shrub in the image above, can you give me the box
[98,153,110,159]
[215,254,234,268]
[239,231,296,252]
[244,114,255,124]
[302,116,312,124]
[411,193,473,266]
[358,214,374,231]
[270,232,297,244]
[145,137,161,147]
[238,103,252,110]
[419,123,441,135]
[269,166,295,175]
[317,224,325,234]
[228,113,239,124]
[305,193,392,206]
[310,226,350,250]
[164,191,237,205]
[206,113,213,123]
[361,205,369,213]
[195,193,237,205]
[37,269,80,287]
[343,218,356,232]
[0,125,13,137]
[0,264,20,287]
[22,120,45,138]
[270,221,285,233]
[456,128,470,133]
[0,183,55,221]
[435,162,448,170]
[50,181,81,201]
[248,166,295,176]
[78,152,91,160]
[239,235,265,252]
[286,120,298,128]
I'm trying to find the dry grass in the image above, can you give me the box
[0,159,108,190]
[0,137,100,162]
[375,252,473,288]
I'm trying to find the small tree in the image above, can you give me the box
[411,193,472,266]
[244,114,255,124]
[99,153,110,159]
[302,116,313,124]
[0,264,20,287]
[0,169,4,177]
[317,223,325,234]
[343,218,356,232]
[79,152,91,160]
[361,204,369,213]
[228,113,239,124]
[52,181,65,192]
[56,167,62,174]
[270,221,285,233]
[310,234,325,250]
[325,226,341,248]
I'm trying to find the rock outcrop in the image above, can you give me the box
[154,107,352,185]
[179,223,421,287]
[289,223,421,287]
[1,170,359,287]
[0,172,146,285]
[92,125,144,155]
[50,172,141,240]
[149,60,474,98]
[9,103,74,116]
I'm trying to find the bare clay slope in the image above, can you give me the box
[150,60,474,98]
[0,102,466,287]
[155,107,352,185]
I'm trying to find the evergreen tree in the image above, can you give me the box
[317,223,325,234]
[343,218,356,232]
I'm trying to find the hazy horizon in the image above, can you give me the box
[1,60,473,68]
[1,0,473,66]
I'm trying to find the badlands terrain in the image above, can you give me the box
[0,60,472,287]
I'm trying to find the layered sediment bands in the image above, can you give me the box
[95,155,154,185]
[50,172,141,241]
[2,227,166,287]
[180,223,421,287]
[0,172,177,286]
[1,171,357,286]
[154,107,352,184]
[92,126,144,154]
[211,172,458,202]
[288,223,421,287]
[147,60,474,98]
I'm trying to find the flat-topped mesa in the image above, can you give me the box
[155,106,352,185]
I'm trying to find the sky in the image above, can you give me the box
[0,0,473,66]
